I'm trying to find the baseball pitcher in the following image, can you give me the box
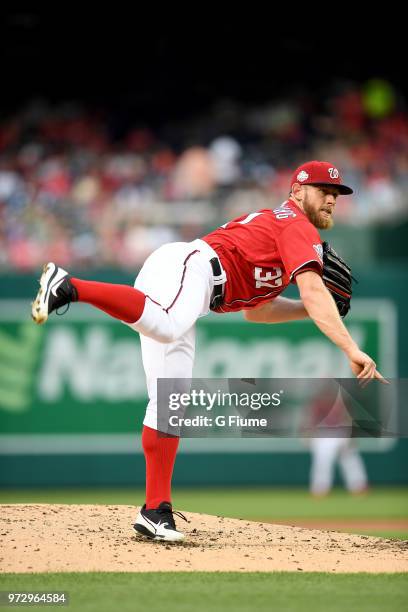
[31,160,386,541]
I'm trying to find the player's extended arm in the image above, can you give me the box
[296,271,386,382]
[243,297,308,324]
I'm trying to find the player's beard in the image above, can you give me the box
[303,195,334,230]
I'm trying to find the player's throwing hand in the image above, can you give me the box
[347,347,388,385]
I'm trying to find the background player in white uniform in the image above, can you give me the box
[31,161,385,541]
[310,437,369,497]
[304,388,369,496]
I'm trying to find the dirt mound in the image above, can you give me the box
[1,504,407,573]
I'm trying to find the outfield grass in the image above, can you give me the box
[344,530,408,540]
[0,572,407,612]
[1,487,407,539]
[1,490,407,609]
[0,486,406,518]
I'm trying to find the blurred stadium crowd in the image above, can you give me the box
[1,79,407,271]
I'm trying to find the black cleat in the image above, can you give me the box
[134,501,187,542]
[31,262,77,324]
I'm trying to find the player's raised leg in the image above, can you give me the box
[32,241,213,344]
[31,262,146,325]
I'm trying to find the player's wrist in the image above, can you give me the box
[343,342,360,358]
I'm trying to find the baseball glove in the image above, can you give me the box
[322,241,354,318]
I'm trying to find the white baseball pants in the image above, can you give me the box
[309,437,368,494]
[125,239,220,430]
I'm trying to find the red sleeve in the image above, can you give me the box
[276,221,323,281]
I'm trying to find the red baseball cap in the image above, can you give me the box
[290,161,353,195]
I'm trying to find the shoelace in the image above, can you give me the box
[172,510,189,523]
[157,507,189,527]
[55,278,77,316]
[56,303,71,316]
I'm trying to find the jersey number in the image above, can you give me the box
[254,266,283,289]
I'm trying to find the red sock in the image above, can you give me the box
[71,278,146,323]
[142,425,179,509]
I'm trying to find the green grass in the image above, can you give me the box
[327,529,408,540]
[0,572,407,612]
[0,486,406,519]
[1,490,407,609]
[1,486,406,540]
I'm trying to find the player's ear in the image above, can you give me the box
[291,182,302,199]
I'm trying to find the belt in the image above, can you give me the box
[209,256,225,310]
[190,239,227,310]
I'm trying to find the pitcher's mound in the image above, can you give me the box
[1,504,407,573]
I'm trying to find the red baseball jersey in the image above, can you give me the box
[202,198,323,313]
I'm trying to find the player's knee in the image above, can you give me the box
[150,326,179,344]
[126,307,181,343]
